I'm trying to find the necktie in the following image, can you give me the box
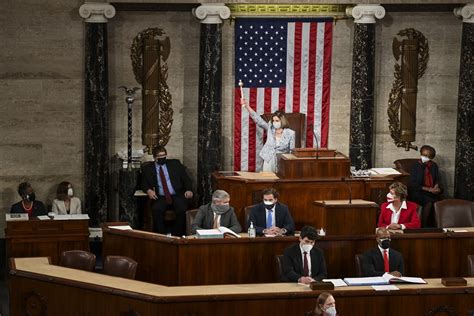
[303,251,309,276]
[213,214,219,229]
[266,210,273,228]
[383,250,389,273]
[158,166,172,205]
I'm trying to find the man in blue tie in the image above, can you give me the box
[248,188,295,236]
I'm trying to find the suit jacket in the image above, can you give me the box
[361,247,405,277]
[250,111,295,162]
[141,159,192,196]
[52,197,82,215]
[10,201,47,217]
[248,202,295,235]
[191,203,242,234]
[377,201,421,229]
[281,243,327,282]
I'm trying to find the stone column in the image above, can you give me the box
[79,2,116,226]
[193,4,230,204]
[346,5,385,169]
[454,4,474,201]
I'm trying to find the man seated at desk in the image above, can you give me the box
[281,225,327,284]
[10,182,47,217]
[191,190,242,234]
[248,188,295,236]
[377,182,421,230]
[361,227,404,277]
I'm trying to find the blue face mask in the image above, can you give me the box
[323,306,337,316]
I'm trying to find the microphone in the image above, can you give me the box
[341,177,352,204]
[310,123,319,160]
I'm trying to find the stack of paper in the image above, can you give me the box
[344,274,426,286]
[196,229,224,239]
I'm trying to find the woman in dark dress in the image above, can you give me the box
[10,182,47,217]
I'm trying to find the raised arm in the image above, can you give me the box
[241,98,269,130]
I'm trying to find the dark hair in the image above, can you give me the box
[152,146,167,157]
[420,145,436,159]
[271,111,290,129]
[17,182,31,197]
[261,188,279,199]
[314,292,334,314]
[300,225,319,241]
[56,181,70,199]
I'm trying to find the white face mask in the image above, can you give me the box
[386,192,394,202]
[273,121,281,129]
[301,244,313,253]
[323,306,337,316]
[263,200,274,206]
[420,155,430,163]
[67,188,74,197]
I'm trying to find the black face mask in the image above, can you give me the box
[156,157,167,165]
[379,239,391,250]
[25,193,36,202]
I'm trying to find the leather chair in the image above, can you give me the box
[275,254,284,281]
[261,112,306,148]
[244,204,257,230]
[468,255,474,277]
[185,208,199,236]
[434,199,474,228]
[103,255,138,279]
[59,250,96,272]
[355,254,364,277]
[393,158,419,173]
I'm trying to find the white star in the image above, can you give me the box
[260,25,263,29]
[254,74,257,78]
[265,42,268,45]
[244,63,247,66]
[249,79,252,83]
[270,48,273,51]
[274,74,277,78]
[264,64,268,67]
[244,74,247,77]
[254,63,257,67]
[249,58,252,61]
[250,26,253,29]
[264,74,267,78]
[249,69,253,72]
[250,36,253,40]
[269,79,273,83]
[274,64,277,67]
[259,69,262,72]
[269,69,273,72]
[270,58,273,61]
[280,26,284,29]
[270,26,274,29]
[249,47,253,51]
[239,36,243,39]
[255,42,258,45]
[260,47,263,51]
[280,59,283,62]
[260,37,263,40]
[280,37,283,40]
[244,53,247,56]
[259,58,263,61]
[276,31,279,34]
[244,31,248,34]
[279,69,283,72]
[239,25,243,29]
[239,58,242,61]
[270,37,273,40]
[265,31,268,34]
[259,80,262,83]
[279,80,283,83]
[244,42,248,45]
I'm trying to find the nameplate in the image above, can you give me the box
[441,277,467,287]
[309,281,334,291]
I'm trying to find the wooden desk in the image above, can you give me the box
[102,224,474,286]
[213,171,393,229]
[5,219,90,264]
[9,257,474,316]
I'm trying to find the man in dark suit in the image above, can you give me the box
[141,146,193,236]
[361,227,405,277]
[248,188,295,236]
[281,225,327,284]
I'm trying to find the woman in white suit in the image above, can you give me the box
[242,98,295,172]
[52,181,82,215]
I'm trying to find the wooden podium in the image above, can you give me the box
[276,149,350,179]
[5,218,90,264]
[311,199,378,235]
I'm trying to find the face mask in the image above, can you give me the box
[156,157,167,165]
[273,121,281,129]
[26,193,36,202]
[323,306,337,316]
[211,204,229,215]
[386,192,394,203]
[420,155,430,163]
[67,188,74,197]
[301,243,313,253]
[263,200,274,210]
[379,239,391,249]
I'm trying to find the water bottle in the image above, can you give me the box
[248,221,256,238]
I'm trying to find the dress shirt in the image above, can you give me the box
[387,200,407,230]
[265,205,276,228]
[299,245,312,277]
[154,163,176,196]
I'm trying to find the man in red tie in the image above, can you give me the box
[360,228,404,277]
[141,146,193,236]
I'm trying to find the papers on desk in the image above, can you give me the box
[197,226,241,238]
[344,274,426,286]
[322,279,348,287]
[5,213,29,221]
[37,215,51,220]
[369,168,401,176]
[53,214,90,220]
[372,285,399,291]
[109,225,133,230]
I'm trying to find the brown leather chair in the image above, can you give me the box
[468,255,474,277]
[275,254,284,281]
[59,250,96,272]
[244,204,257,230]
[103,255,138,279]
[434,199,474,228]
[261,112,305,148]
[393,158,419,173]
[355,254,364,277]
[185,208,199,236]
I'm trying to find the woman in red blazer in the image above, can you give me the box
[378,182,421,230]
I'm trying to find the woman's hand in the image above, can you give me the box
[241,98,253,113]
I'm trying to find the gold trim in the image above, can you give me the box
[228,4,347,17]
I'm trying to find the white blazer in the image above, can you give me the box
[52,197,82,215]
[250,111,296,162]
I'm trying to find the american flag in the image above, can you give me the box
[234,18,333,172]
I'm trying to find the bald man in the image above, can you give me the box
[361,228,404,277]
